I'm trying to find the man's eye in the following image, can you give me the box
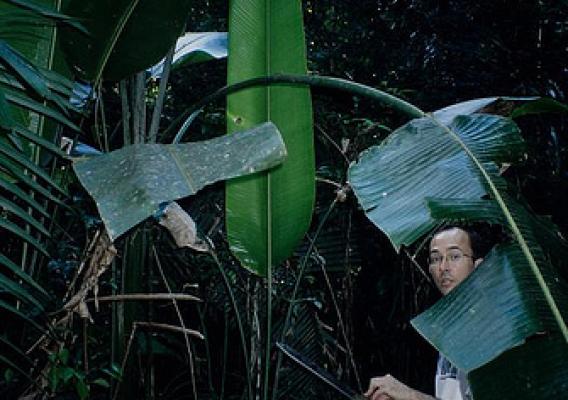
[430,256,442,264]
[448,253,462,262]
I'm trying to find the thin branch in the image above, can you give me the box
[120,80,131,146]
[148,45,174,143]
[152,246,199,400]
[315,124,350,164]
[403,248,433,285]
[86,293,202,303]
[136,322,204,340]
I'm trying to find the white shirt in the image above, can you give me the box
[435,355,472,400]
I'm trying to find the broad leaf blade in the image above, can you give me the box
[350,100,568,398]
[511,97,568,119]
[61,0,192,82]
[5,0,88,33]
[149,32,228,78]
[432,96,536,125]
[348,114,523,250]
[226,0,315,276]
[412,243,567,372]
[73,122,287,240]
[468,335,568,399]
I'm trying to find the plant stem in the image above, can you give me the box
[164,74,424,140]
[148,45,174,143]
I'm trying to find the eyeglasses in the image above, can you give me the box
[428,249,473,269]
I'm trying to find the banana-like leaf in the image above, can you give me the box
[73,122,287,241]
[412,244,568,399]
[412,244,567,372]
[348,113,524,250]
[511,97,568,119]
[61,0,192,82]
[349,100,568,398]
[5,0,87,33]
[431,96,534,125]
[226,0,314,276]
[427,197,568,263]
[468,335,568,399]
[149,32,228,78]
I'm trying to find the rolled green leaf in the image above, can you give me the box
[73,122,287,240]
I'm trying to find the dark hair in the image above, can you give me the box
[432,224,494,260]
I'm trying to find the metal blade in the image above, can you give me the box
[276,342,362,400]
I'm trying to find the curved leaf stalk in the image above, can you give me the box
[93,0,140,87]
[207,240,253,400]
[429,115,568,343]
[172,109,202,144]
[271,199,337,400]
[165,74,424,139]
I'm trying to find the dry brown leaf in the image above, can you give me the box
[64,230,117,319]
[158,202,208,251]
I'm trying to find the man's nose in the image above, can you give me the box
[439,255,451,271]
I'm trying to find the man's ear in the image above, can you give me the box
[474,258,484,269]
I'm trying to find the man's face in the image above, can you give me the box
[429,228,481,295]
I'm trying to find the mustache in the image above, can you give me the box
[440,272,453,280]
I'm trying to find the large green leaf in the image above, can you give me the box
[73,122,287,240]
[349,99,568,399]
[468,335,568,399]
[412,244,567,372]
[412,243,568,399]
[348,113,524,250]
[60,0,192,82]
[226,0,314,276]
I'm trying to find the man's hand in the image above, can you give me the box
[364,374,435,400]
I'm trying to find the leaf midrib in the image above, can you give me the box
[429,113,568,343]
